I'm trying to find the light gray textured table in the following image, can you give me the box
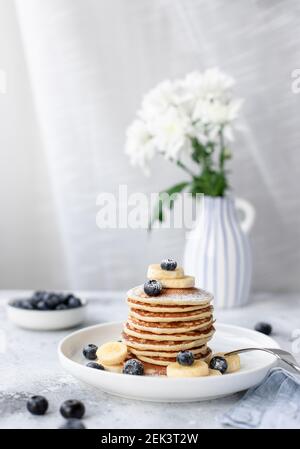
[0,291,299,429]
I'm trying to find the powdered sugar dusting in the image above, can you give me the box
[127,286,213,305]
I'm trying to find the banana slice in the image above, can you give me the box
[147,264,184,280]
[167,360,209,378]
[160,276,195,289]
[96,342,128,366]
[214,352,241,373]
[209,368,222,376]
[100,362,123,373]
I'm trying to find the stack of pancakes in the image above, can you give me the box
[122,264,215,374]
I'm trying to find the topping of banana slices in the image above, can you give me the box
[167,360,209,377]
[160,276,195,289]
[147,264,184,280]
[214,352,241,373]
[96,341,128,366]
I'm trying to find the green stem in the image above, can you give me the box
[219,128,226,172]
[175,159,197,178]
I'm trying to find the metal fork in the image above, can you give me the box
[224,347,300,374]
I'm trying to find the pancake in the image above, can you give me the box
[122,332,211,351]
[127,286,213,306]
[143,362,167,376]
[136,348,212,366]
[129,306,213,323]
[127,344,208,358]
[127,316,213,334]
[127,298,210,313]
[124,322,215,341]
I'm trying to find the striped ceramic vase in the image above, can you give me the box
[184,196,255,309]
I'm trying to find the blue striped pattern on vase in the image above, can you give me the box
[184,196,252,309]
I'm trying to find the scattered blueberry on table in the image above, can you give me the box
[160,258,177,271]
[144,280,162,297]
[11,291,83,311]
[26,395,49,415]
[176,350,195,366]
[60,400,85,419]
[209,356,228,374]
[254,322,272,335]
[123,359,144,375]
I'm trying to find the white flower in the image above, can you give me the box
[193,98,243,126]
[186,68,235,101]
[125,119,156,175]
[125,68,243,173]
[140,80,175,121]
[149,106,193,160]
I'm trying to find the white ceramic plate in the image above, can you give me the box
[58,321,279,402]
[7,299,87,331]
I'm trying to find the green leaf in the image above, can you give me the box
[189,169,229,197]
[148,182,189,230]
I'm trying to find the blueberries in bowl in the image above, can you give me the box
[10,291,83,311]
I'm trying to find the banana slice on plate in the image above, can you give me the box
[100,362,123,373]
[147,264,184,280]
[167,360,209,378]
[209,368,222,376]
[160,276,195,289]
[96,341,128,366]
[214,352,241,373]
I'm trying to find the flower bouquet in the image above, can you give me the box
[125,68,243,227]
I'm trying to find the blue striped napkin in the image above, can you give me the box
[219,368,300,429]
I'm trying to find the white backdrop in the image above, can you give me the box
[5,0,300,291]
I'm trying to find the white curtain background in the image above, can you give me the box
[9,0,300,291]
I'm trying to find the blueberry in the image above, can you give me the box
[176,350,194,366]
[144,280,162,297]
[44,294,61,310]
[254,322,272,335]
[11,300,22,308]
[30,292,44,307]
[55,293,66,304]
[11,299,34,310]
[36,300,48,310]
[209,356,228,374]
[160,258,177,271]
[83,344,98,360]
[68,297,82,308]
[56,304,68,310]
[32,291,46,301]
[15,300,33,310]
[123,359,144,375]
[60,400,85,419]
[64,293,75,301]
[86,362,104,370]
[26,395,48,415]
[59,419,86,429]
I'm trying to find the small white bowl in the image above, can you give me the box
[6,298,87,331]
